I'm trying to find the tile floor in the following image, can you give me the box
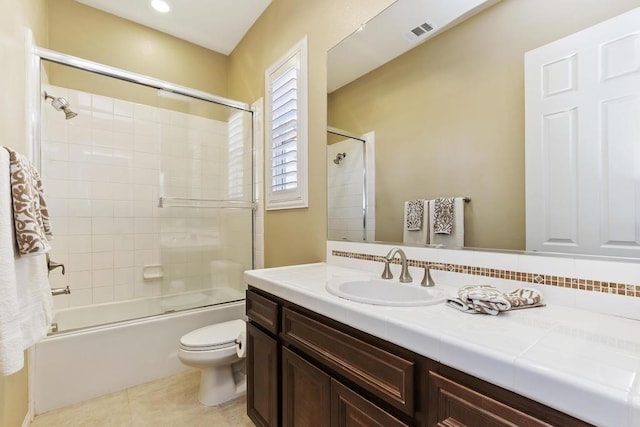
[31,369,254,426]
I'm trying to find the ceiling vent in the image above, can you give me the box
[404,22,434,41]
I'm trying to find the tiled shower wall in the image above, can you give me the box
[43,86,253,309]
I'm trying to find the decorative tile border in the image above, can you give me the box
[331,250,640,298]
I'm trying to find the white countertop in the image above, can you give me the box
[245,262,640,427]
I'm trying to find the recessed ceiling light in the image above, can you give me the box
[151,0,170,13]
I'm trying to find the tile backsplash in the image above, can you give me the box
[331,250,640,297]
[327,240,640,320]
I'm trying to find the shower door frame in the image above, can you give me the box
[30,45,259,285]
[30,46,253,169]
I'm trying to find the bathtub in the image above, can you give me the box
[31,289,246,415]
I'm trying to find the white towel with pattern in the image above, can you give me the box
[403,199,428,245]
[446,285,544,316]
[0,148,53,375]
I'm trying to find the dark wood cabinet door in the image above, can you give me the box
[331,379,410,427]
[247,322,278,427]
[282,347,331,427]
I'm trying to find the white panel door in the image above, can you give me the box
[525,7,640,257]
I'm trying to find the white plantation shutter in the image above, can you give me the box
[227,111,250,200]
[265,37,308,210]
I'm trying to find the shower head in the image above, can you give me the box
[333,152,347,165]
[44,91,78,120]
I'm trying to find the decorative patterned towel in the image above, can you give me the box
[446,285,545,315]
[3,147,52,256]
[405,200,424,231]
[433,197,454,234]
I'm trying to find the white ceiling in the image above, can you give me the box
[76,0,272,55]
[327,0,501,93]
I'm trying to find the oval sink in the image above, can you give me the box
[326,278,447,306]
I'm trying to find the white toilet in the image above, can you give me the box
[178,319,247,406]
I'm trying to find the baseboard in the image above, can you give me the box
[21,409,33,427]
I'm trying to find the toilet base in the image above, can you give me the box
[197,363,246,406]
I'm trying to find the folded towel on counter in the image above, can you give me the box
[446,285,545,315]
[433,197,454,234]
[3,147,52,256]
[405,199,425,231]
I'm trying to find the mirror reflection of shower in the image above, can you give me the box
[326,127,375,242]
[44,91,78,120]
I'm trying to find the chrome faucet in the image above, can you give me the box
[381,247,413,283]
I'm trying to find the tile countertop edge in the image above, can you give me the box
[244,263,637,427]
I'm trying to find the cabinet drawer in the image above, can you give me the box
[282,307,414,415]
[246,289,279,334]
[331,379,410,427]
[428,370,592,427]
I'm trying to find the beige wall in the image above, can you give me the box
[228,0,395,267]
[328,0,640,250]
[0,0,47,424]
[47,0,229,100]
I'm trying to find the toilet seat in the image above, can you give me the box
[180,319,245,352]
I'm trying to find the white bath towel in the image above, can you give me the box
[429,197,466,248]
[403,199,428,245]
[0,148,53,376]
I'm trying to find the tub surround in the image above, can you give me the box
[245,247,640,426]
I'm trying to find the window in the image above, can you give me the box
[265,37,308,210]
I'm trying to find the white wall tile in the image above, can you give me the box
[67,217,91,236]
[114,251,134,269]
[92,235,114,253]
[68,236,92,254]
[92,269,114,287]
[92,252,114,270]
[93,286,114,304]
[69,271,92,290]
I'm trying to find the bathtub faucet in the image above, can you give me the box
[51,286,71,296]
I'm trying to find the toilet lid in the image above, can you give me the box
[180,319,245,351]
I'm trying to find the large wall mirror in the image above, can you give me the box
[327,0,640,257]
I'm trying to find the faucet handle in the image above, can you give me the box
[421,263,446,287]
[421,267,434,287]
[381,259,393,279]
[46,254,66,275]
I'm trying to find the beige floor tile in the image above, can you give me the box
[30,370,253,427]
[31,390,133,427]
[126,369,252,427]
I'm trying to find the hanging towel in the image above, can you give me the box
[4,147,52,255]
[429,197,466,249]
[446,285,544,315]
[403,199,428,245]
[433,197,455,234]
[406,200,424,231]
[0,148,53,376]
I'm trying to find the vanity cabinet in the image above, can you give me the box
[246,290,279,427]
[246,287,591,427]
[246,322,278,427]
